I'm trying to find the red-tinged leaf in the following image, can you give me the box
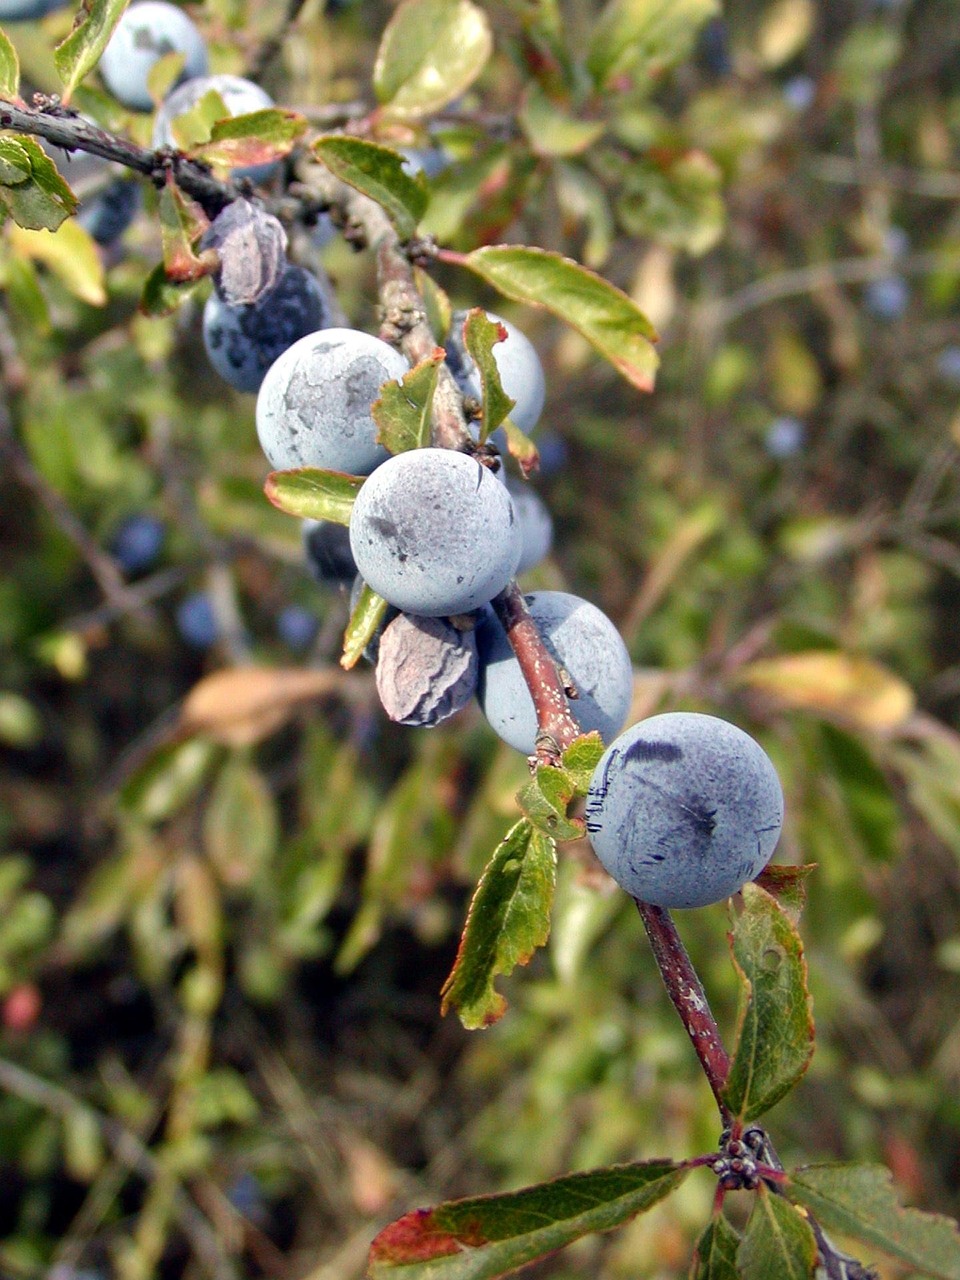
[459,309,515,441]
[440,820,556,1029]
[314,136,427,240]
[722,884,814,1122]
[373,352,444,454]
[787,1163,960,1279]
[753,863,815,925]
[499,418,539,477]
[140,261,203,316]
[459,245,659,393]
[369,1160,689,1279]
[158,177,215,283]
[192,109,307,175]
[264,468,365,524]
[55,0,130,103]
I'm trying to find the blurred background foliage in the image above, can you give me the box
[3,0,960,1275]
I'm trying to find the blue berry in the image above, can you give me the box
[864,276,909,321]
[111,514,165,574]
[176,593,219,649]
[782,75,816,112]
[77,178,141,246]
[303,519,357,585]
[585,713,783,909]
[936,347,960,387]
[153,74,278,182]
[276,605,318,650]
[764,415,805,459]
[100,2,208,112]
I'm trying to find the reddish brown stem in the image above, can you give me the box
[491,582,583,765]
[636,900,733,1125]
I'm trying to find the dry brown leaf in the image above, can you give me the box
[738,651,915,731]
[179,666,362,747]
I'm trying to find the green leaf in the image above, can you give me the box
[158,178,214,283]
[374,0,492,121]
[264,468,365,524]
[517,765,583,841]
[415,265,452,342]
[587,0,720,91]
[440,819,556,1029]
[203,758,278,889]
[460,245,659,393]
[0,136,78,231]
[341,582,388,672]
[139,261,204,317]
[0,137,31,186]
[560,732,606,794]
[313,136,427,240]
[120,739,219,825]
[55,0,131,104]
[193,109,308,176]
[752,864,814,926]
[460,309,515,441]
[518,83,605,157]
[737,1185,817,1280]
[372,352,444,454]
[689,1214,740,1280]
[0,27,20,101]
[819,723,900,861]
[788,1163,960,1279]
[169,89,229,149]
[369,1159,689,1278]
[615,151,725,257]
[721,883,814,1122]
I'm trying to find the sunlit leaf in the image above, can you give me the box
[460,245,659,392]
[55,0,131,103]
[0,27,20,101]
[314,136,427,239]
[374,0,492,120]
[193,109,307,176]
[722,884,814,1121]
[264,467,365,524]
[373,351,444,454]
[460,309,515,441]
[518,83,605,157]
[738,651,915,731]
[441,819,556,1028]
[587,0,719,91]
[341,582,389,671]
[0,136,78,231]
[369,1159,689,1278]
[9,219,105,306]
[788,1163,960,1279]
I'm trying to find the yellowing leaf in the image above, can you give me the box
[756,0,815,69]
[374,0,492,121]
[8,219,105,305]
[180,666,360,746]
[738,652,915,731]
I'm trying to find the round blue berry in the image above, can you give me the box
[585,713,783,909]
[111,514,165,574]
[864,276,909,321]
[100,2,208,112]
[176,593,219,649]
[764,415,805,459]
[276,605,319,650]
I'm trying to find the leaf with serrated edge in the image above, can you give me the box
[193,110,307,175]
[374,0,492,121]
[264,469,364,524]
[690,1214,740,1280]
[314,136,427,240]
[561,733,605,795]
[753,863,815,926]
[0,26,20,101]
[461,245,659,393]
[369,1160,689,1278]
[441,820,556,1028]
[517,766,582,841]
[55,0,131,104]
[0,138,31,185]
[373,352,443,454]
[0,137,78,231]
[737,1185,817,1280]
[721,883,814,1122]
[460,309,515,441]
[788,1163,960,1279]
[341,584,388,672]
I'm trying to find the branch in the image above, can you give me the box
[0,100,240,216]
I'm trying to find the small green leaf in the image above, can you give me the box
[373,351,443,454]
[341,582,388,672]
[560,732,606,794]
[145,49,186,105]
[737,1185,817,1280]
[0,136,78,231]
[120,739,219,825]
[587,0,720,91]
[193,109,307,176]
[139,261,204,316]
[0,27,20,101]
[369,1159,689,1279]
[788,1163,960,1279]
[203,758,278,889]
[819,723,900,861]
[690,1214,740,1280]
[169,89,231,149]
[752,864,814,926]
[518,83,605,157]
[55,0,131,104]
[158,178,214,282]
[314,136,427,240]
[440,819,556,1029]
[615,151,725,257]
[460,309,515,441]
[461,245,659,393]
[0,137,31,185]
[500,418,539,476]
[721,883,814,1122]
[374,0,492,120]
[264,468,365,524]
[415,266,452,342]
[517,765,583,841]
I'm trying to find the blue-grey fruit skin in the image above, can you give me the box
[76,178,141,245]
[0,0,66,17]
[585,713,784,909]
[506,481,553,574]
[152,74,276,181]
[303,519,357,585]
[445,310,546,434]
[100,1,208,111]
[477,591,632,754]
[256,329,406,474]
[203,264,328,394]
[350,450,521,617]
